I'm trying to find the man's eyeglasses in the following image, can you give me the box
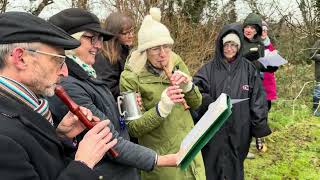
[82,35,103,45]
[148,44,172,55]
[25,49,66,70]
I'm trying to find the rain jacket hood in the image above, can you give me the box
[215,22,244,62]
[243,13,262,42]
[243,13,263,41]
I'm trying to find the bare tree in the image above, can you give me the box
[0,0,8,13]
[219,0,237,24]
[31,0,54,16]
[77,0,88,9]
[243,0,259,13]
[314,0,320,36]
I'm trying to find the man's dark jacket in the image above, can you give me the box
[0,94,98,180]
[193,23,272,180]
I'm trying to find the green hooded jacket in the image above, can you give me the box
[120,52,206,180]
[242,13,266,71]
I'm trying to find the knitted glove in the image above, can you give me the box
[174,70,193,93]
[157,88,175,118]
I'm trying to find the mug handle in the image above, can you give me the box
[117,96,126,117]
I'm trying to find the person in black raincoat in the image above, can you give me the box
[193,23,272,180]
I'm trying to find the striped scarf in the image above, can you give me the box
[0,76,53,126]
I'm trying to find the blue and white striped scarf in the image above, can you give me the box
[0,76,53,126]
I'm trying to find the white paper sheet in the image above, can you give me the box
[258,50,288,67]
[176,93,228,165]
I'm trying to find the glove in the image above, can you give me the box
[252,61,267,72]
[157,88,175,118]
[256,137,267,152]
[244,50,260,61]
[265,66,279,73]
[173,70,193,93]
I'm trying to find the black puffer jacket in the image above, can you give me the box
[193,23,271,180]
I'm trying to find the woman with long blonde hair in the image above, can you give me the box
[94,12,135,99]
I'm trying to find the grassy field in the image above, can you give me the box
[244,99,320,179]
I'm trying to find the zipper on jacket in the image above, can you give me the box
[227,64,231,94]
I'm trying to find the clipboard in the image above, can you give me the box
[176,93,232,170]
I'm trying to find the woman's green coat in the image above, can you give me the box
[120,52,206,180]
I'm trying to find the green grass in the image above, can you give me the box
[244,100,320,179]
[244,63,320,179]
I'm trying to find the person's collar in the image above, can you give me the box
[225,58,237,64]
[145,61,163,76]
[67,55,97,78]
[65,56,90,80]
[263,36,271,46]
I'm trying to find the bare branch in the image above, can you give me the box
[77,0,88,9]
[0,0,8,13]
[32,0,54,16]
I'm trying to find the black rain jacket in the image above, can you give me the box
[193,23,272,180]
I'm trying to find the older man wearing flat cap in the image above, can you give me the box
[0,11,118,180]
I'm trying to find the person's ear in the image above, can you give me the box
[11,48,28,69]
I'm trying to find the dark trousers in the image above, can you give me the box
[313,84,320,110]
[267,100,271,111]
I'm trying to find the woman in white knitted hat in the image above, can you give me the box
[120,8,206,180]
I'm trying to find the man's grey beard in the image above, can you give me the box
[27,79,56,97]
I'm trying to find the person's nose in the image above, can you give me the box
[128,32,134,38]
[94,40,102,49]
[58,63,68,77]
[159,46,166,56]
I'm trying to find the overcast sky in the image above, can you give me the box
[5,0,301,22]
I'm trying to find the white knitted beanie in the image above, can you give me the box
[222,33,241,49]
[127,8,174,74]
[137,8,174,52]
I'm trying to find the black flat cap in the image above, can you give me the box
[49,8,114,41]
[0,11,80,50]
